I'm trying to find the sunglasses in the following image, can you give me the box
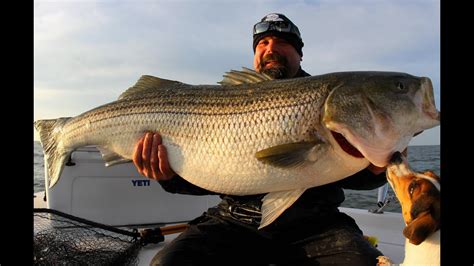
[253,21,301,39]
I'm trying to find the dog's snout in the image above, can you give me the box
[390,151,404,164]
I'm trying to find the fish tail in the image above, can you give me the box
[34,117,72,188]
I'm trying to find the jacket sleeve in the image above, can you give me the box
[158,175,219,195]
[334,168,387,190]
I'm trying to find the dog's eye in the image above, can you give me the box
[408,181,417,196]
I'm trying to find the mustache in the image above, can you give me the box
[259,54,289,79]
[259,54,288,69]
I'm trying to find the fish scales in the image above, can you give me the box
[60,77,326,195]
[35,69,440,228]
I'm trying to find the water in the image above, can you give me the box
[33,142,439,213]
[34,141,46,193]
[342,145,440,213]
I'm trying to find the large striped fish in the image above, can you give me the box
[35,68,440,228]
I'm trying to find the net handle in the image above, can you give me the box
[34,208,140,238]
[34,208,189,240]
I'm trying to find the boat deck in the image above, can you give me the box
[34,191,405,265]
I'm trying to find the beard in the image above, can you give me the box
[259,54,290,79]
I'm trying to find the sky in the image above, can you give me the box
[34,0,440,145]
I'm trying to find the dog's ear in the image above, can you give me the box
[403,191,440,245]
[403,211,438,245]
[422,170,440,182]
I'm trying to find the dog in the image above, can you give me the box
[377,151,440,266]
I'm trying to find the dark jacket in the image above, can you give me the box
[158,67,387,228]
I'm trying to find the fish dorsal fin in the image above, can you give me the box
[255,141,325,168]
[218,67,273,85]
[119,75,186,100]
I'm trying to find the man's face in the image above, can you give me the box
[253,35,302,79]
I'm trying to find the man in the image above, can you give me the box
[134,13,385,265]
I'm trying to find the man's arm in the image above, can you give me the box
[133,132,216,195]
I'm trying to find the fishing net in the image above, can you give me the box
[34,208,146,266]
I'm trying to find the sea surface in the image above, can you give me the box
[33,142,439,213]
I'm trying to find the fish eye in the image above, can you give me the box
[396,82,405,91]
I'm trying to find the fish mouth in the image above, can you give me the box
[330,131,364,158]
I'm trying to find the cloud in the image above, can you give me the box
[295,1,440,104]
[34,0,440,144]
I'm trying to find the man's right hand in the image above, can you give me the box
[133,132,176,181]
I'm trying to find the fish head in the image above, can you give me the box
[322,72,440,167]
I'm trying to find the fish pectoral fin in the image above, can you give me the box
[218,67,274,85]
[97,147,131,167]
[255,141,323,168]
[259,188,307,229]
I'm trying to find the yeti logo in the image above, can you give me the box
[131,179,150,187]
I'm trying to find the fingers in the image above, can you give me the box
[158,145,176,180]
[142,132,154,178]
[133,132,175,181]
[150,133,163,180]
[133,136,145,176]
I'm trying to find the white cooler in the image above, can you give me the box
[44,146,221,226]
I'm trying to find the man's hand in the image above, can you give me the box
[133,132,176,180]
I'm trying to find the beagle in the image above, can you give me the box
[377,151,440,266]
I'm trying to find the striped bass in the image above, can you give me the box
[34,68,440,228]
